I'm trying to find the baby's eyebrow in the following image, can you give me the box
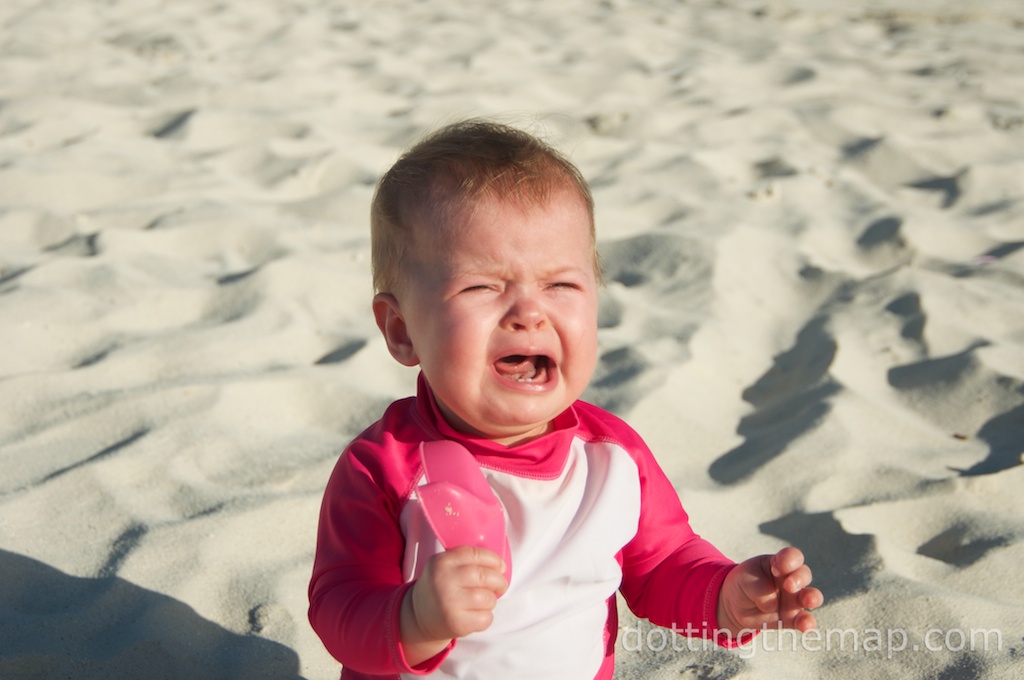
[448,264,504,278]
[453,264,587,280]
[552,263,588,274]
[538,265,590,280]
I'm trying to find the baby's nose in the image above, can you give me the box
[505,293,547,330]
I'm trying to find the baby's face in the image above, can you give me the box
[399,190,599,445]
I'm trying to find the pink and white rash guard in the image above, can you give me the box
[309,374,737,679]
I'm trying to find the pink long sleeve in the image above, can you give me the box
[585,398,737,644]
[308,425,450,677]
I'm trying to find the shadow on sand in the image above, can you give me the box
[0,549,303,680]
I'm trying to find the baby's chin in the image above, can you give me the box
[477,400,577,445]
[479,420,556,447]
[445,404,557,446]
[432,377,583,445]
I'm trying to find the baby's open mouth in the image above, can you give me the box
[495,355,551,383]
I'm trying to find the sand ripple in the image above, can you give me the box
[1,1,1022,678]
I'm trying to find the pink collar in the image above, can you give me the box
[414,372,579,480]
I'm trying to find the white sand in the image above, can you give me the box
[2,1,1023,678]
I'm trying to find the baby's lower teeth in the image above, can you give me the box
[498,356,544,382]
[514,369,538,382]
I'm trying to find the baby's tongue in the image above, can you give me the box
[496,355,543,382]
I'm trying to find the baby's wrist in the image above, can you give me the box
[399,586,452,665]
[715,598,739,637]
[715,567,745,636]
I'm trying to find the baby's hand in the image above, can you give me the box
[717,547,823,639]
[400,546,508,666]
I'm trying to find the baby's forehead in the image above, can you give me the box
[397,182,601,289]
[419,181,591,229]
[416,189,594,264]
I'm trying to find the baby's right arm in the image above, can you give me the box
[400,546,509,666]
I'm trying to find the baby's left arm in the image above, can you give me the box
[716,547,824,640]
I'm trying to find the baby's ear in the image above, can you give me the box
[373,293,419,366]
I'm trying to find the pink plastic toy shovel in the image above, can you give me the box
[418,440,512,583]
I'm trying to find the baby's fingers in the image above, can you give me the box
[769,547,806,580]
[780,564,813,593]
[437,546,509,596]
[779,585,824,630]
[737,557,785,613]
[797,586,824,611]
[791,609,818,633]
[779,583,823,611]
